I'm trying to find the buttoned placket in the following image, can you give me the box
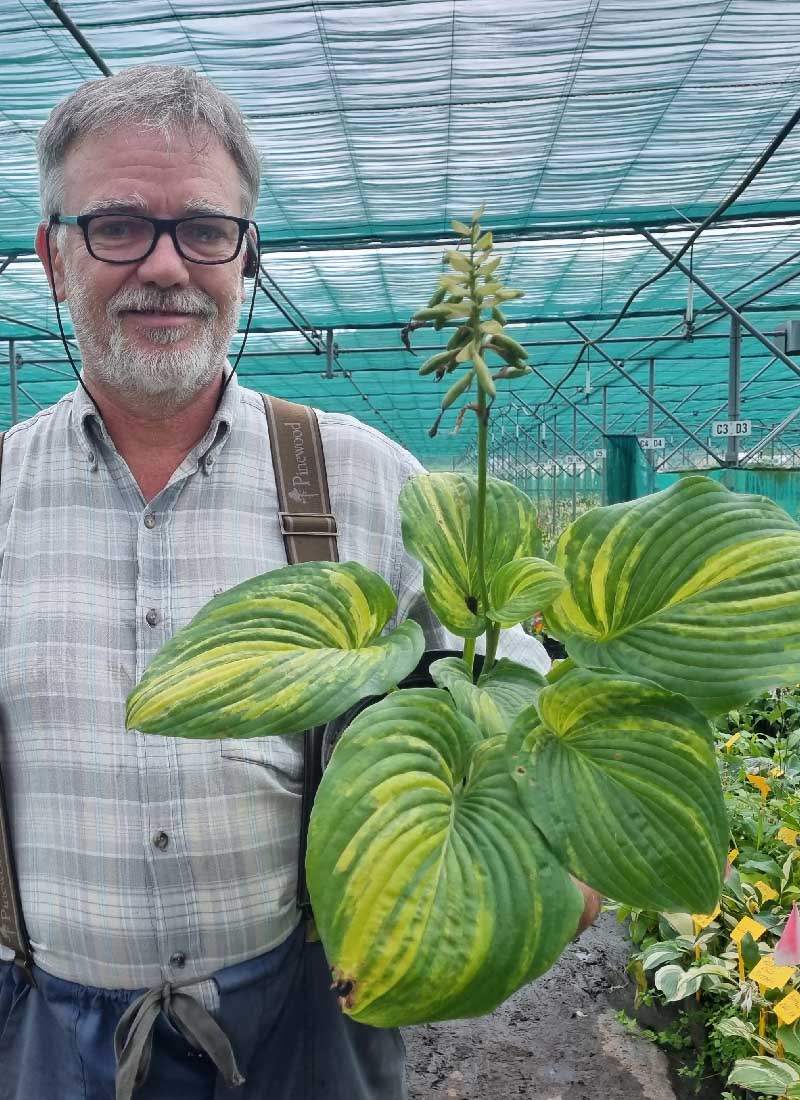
[134,476,205,986]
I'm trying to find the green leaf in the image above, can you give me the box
[429,657,506,736]
[640,942,686,970]
[778,1022,800,1060]
[508,667,727,913]
[654,964,684,1002]
[430,656,546,735]
[740,930,762,972]
[399,473,542,637]
[488,557,567,626]
[307,688,584,1026]
[126,561,425,738]
[727,1056,800,1094]
[716,1017,776,1053]
[451,219,472,236]
[547,476,800,717]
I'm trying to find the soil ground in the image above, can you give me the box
[404,911,684,1100]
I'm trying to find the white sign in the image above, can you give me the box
[640,437,666,450]
[594,449,607,459]
[712,420,752,438]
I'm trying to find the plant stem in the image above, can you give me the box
[484,622,500,672]
[472,227,494,672]
[463,636,476,675]
[475,389,491,620]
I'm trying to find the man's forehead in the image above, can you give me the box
[60,125,242,214]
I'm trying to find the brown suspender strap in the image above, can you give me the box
[261,395,339,915]
[0,431,35,986]
[261,394,338,564]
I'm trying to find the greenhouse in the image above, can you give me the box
[3,2,800,1098]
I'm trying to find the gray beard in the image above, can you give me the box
[65,277,240,414]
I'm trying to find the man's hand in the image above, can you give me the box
[572,877,603,936]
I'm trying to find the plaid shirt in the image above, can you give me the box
[0,373,548,992]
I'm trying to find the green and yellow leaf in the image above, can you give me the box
[488,557,567,626]
[508,667,727,914]
[548,476,800,716]
[399,473,542,636]
[126,561,425,739]
[307,689,584,1026]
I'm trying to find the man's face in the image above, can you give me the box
[40,125,248,412]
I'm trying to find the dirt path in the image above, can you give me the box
[404,912,680,1100]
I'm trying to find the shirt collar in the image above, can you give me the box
[70,366,242,469]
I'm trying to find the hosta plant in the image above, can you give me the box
[126,210,800,1029]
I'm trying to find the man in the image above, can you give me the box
[0,66,598,1099]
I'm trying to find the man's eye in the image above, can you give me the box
[185,224,224,242]
[92,218,138,238]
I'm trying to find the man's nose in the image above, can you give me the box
[134,229,191,287]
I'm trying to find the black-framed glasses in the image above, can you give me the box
[51,213,254,265]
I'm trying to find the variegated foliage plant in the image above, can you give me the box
[126,211,800,1029]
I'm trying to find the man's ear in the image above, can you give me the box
[35,221,66,302]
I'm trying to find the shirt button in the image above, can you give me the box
[87,452,95,463]
[205,454,215,469]
[145,608,160,627]
[144,513,157,529]
[170,951,187,969]
[152,831,169,850]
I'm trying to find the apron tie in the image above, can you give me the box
[113,976,246,1100]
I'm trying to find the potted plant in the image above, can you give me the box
[126,210,800,1028]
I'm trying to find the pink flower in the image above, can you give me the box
[775,903,800,966]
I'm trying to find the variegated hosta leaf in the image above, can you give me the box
[431,656,546,733]
[126,561,425,738]
[547,476,800,716]
[488,557,567,626]
[399,473,542,637]
[508,668,727,914]
[307,688,584,1026]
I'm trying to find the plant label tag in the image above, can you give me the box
[731,916,767,945]
[724,730,741,752]
[750,956,797,990]
[712,420,752,437]
[746,773,771,799]
[728,847,740,863]
[755,881,780,902]
[778,828,800,846]
[775,990,800,1026]
[691,905,721,931]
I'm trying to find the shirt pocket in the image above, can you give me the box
[218,735,304,797]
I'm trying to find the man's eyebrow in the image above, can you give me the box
[79,197,149,216]
[77,199,236,217]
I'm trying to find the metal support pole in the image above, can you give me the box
[571,405,578,521]
[551,415,558,540]
[325,329,335,379]
[727,317,742,467]
[647,358,656,492]
[647,359,655,438]
[8,340,18,426]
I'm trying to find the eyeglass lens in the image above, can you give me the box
[87,215,242,262]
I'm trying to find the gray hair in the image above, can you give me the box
[37,65,261,220]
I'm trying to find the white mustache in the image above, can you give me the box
[108,289,217,319]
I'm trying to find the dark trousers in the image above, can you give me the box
[0,923,406,1099]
